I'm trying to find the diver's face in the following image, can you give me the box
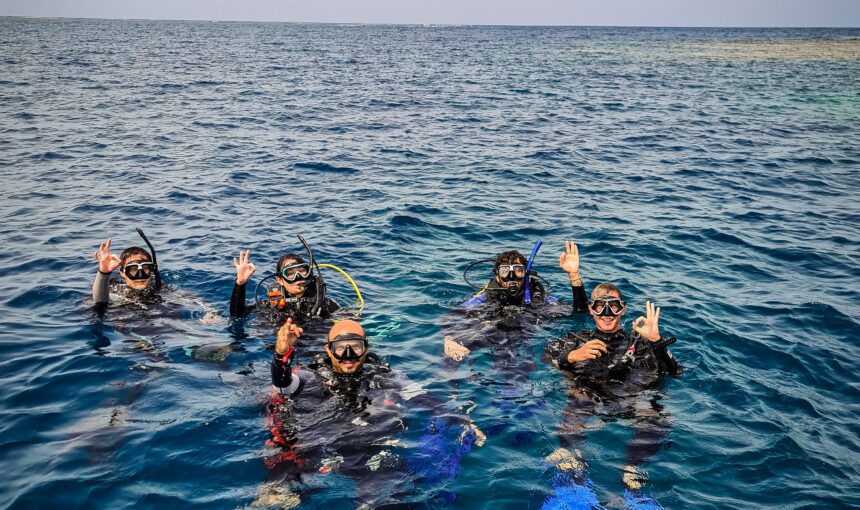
[494,262,526,293]
[119,254,152,290]
[590,290,625,333]
[275,259,310,297]
[326,345,368,375]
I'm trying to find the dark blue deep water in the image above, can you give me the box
[1,18,859,509]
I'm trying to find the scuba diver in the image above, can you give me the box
[542,268,681,508]
[256,318,483,508]
[432,241,587,499]
[443,240,588,361]
[92,228,163,309]
[229,236,345,323]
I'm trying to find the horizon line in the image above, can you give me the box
[2,15,858,30]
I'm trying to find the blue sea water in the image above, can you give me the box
[1,17,859,509]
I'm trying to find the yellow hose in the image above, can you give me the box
[471,287,487,299]
[317,263,365,309]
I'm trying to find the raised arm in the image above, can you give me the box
[92,238,121,304]
[632,300,680,375]
[230,249,256,317]
[559,240,587,312]
[271,318,303,393]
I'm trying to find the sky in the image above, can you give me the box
[1,0,859,27]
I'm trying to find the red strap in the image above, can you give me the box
[280,347,295,364]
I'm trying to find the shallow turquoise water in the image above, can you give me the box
[0,19,859,509]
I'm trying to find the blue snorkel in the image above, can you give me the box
[523,240,542,304]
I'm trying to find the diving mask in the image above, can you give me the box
[589,297,626,317]
[122,261,154,280]
[497,264,525,280]
[327,333,368,361]
[280,263,311,283]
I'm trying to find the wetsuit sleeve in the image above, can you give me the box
[443,309,487,351]
[325,298,340,314]
[650,336,680,375]
[545,331,587,370]
[271,352,291,387]
[271,350,304,396]
[571,284,588,313]
[557,346,579,370]
[92,271,111,304]
[229,282,252,317]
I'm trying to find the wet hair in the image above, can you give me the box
[591,282,623,300]
[119,246,152,266]
[276,253,307,274]
[494,250,526,270]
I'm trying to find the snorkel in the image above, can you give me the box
[298,235,325,317]
[523,240,542,304]
[135,227,162,290]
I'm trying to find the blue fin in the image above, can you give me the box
[541,472,602,510]
[409,418,475,483]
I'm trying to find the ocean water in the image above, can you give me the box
[1,18,859,509]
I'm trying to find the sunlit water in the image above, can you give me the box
[1,18,859,509]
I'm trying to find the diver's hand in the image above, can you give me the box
[276,317,303,355]
[559,240,582,285]
[566,339,607,363]
[443,336,470,361]
[233,249,256,285]
[460,421,486,447]
[94,238,122,273]
[632,300,661,342]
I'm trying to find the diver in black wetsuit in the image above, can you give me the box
[442,242,588,361]
[432,242,587,468]
[92,230,163,309]
[257,318,482,508]
[229,248,339,323]
[543,272,681,499]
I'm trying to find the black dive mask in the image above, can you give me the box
[327,333,368,361]
[590,297,626,317]
[122,261,154,280]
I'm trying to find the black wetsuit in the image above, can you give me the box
[92,271,162,309]
[446,279,587,383]
[546,328,680,398]
[265,351,472,507]
[229,278,339,321]
[544,328,680,469]
[434,279,587,447]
